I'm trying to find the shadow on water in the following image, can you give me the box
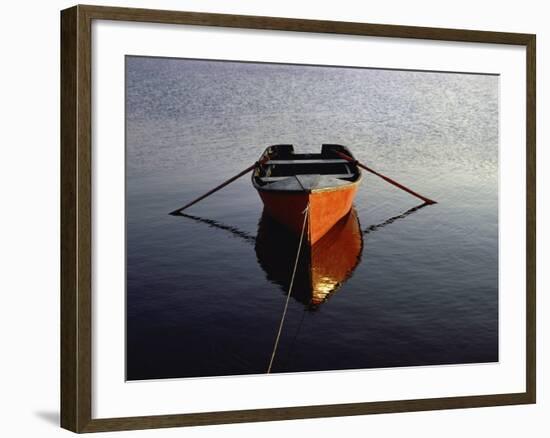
[363,202,432,235]
[178,212,256,243]
[174,202,431,309]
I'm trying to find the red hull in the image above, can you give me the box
[258,183,359,245]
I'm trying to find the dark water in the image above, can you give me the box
[126,57,498,380]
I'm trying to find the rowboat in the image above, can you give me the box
[252,144,362,245]
[256,207,363,308]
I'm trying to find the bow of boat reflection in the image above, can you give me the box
[255,208,363,309]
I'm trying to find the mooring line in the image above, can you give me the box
[267,203,309,374]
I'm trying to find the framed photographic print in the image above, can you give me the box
[60,4,536,433]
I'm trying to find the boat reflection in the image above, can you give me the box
[255,208,363,309]
[176,202,431,310]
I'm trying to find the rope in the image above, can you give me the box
[267,203,309,374]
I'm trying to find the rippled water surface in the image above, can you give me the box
[126,57,498,380]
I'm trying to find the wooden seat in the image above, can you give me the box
[266,159,348,165]
[260,173,352,182]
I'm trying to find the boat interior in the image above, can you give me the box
[253,144,361,191]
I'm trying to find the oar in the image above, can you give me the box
[335,151,437,205]
[169,158,267,215]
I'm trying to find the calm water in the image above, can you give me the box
[126,57,498,380]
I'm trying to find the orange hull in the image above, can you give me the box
[253,144,362,243]
[258,184,359,245]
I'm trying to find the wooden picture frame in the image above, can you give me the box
[61,4,536,433]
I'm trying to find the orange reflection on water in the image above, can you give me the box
[255,208,363,309]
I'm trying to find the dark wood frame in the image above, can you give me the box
[61,4,536,433]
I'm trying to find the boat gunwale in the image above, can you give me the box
[251,145,363,194]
